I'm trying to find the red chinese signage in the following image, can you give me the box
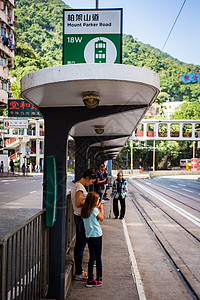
[8,99,43,118]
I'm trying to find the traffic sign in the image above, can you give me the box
[63,9,122,65]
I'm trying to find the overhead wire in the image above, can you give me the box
[162,0,187,51]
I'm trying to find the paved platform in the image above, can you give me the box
[67,196,140,300]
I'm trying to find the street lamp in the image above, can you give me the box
[82,91,100,109]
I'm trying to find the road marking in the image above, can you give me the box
[170,185,178,188]
[145,182,151,185]
[122,219,146,300]
[182,188,194,193]
[29,191,37,194]
[2,179,17,182]
[5,183,10,185]
[132,180,200,228]
[178,184,186,187]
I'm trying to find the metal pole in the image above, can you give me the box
[96,0,99,9]
[193,141,195,158]
[153,140,156,171]
[130,140,133,171]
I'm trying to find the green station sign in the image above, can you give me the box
[63,9,122,65]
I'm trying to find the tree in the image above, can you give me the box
[173,101,200,119]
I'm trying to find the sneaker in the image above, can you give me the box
[114,216,118,219]
[96,277,103,285]
[101,200,106,204]
[75,271,88,281]
[86,279,102,288]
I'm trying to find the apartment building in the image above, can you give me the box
[1,116,45,170]
[0,0,16,108]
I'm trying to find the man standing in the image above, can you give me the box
[10,159,14,173]
[111,172,127,219]
[96,164,107,203]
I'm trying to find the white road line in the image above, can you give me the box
[2,179,17,182]
[178,184,186,187]
[170,185,178,188]
[145,182,151,185]
[5,183,10,185]
[182,188,193,193]
[29,191,37,194]
[133,180,200,227]
[122,219,146,300]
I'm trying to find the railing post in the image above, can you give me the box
[0,242,6,300]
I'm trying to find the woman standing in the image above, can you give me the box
[71,169,96,280]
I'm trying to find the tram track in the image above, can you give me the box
[127,180,200,300]
[140,179,200,213]
[135,190,200,243]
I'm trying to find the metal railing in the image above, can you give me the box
[0,211,49,300]
[0,194,76,299]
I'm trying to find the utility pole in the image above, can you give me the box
[96,0,99,9]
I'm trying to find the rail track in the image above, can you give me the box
[128,179,200,300]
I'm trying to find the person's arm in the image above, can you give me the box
[96,176,106,184]
[97,203,104,221]
[123,181,128,198]
[75,190,85,208]
[111,179,116,197]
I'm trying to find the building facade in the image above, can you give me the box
[0,0,16,108]
[1,117,45,171]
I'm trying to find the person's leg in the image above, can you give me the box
[113,197,119,218]
[94,236,102,281]
[87,238,96,281]
[119,197,126,219]
[74,215,87,275]
[97,189,104,203]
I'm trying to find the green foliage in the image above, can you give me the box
[0,109,8,116]
[123,35,200,103]
[8,0,200,169]
[9,43,50,98]
[15,0,70,66]
[173,101,200,119]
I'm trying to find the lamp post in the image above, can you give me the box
[96,0,99,9]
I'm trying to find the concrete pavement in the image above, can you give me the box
[67,197,140,300]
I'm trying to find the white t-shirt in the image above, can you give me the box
[71,182,87,216]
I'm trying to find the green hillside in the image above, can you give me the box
[10,0,200,105]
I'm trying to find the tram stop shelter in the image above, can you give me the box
[21,63,160,299]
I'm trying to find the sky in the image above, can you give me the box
[63,0,200,66]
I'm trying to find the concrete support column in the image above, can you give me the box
[42,114,68,300]
[74,137,93,181]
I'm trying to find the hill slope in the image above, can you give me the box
[10,0,200,103]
